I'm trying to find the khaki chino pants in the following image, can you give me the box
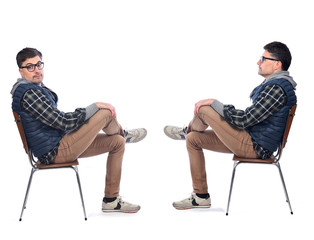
[186,106,258,194]
[54,109,125,198]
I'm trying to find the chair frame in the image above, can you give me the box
[13,111,87,221]
[226,104,297,215]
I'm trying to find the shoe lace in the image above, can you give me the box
[124,128,139,137]
[173,126,186,135]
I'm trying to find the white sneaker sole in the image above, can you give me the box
[102,209,140,213]
[173,205,211,210]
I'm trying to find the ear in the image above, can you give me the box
[275,61,283,71]
[19,68,24,78]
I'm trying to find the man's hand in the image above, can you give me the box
[95,102,117,117]
[194,99,214,114]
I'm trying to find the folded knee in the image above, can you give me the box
[110,135,125,152]
[186,132,202,148]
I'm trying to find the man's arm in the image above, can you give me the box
[22,88,97,132]
[219,84,287,129]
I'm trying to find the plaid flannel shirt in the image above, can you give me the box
[21,87,86,164]
[223,84,287,159]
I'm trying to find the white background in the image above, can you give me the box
[1,0,313,239]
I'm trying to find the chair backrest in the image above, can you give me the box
[13,111,29,154]
[13,111,36,167]
[281,104,297,149]
[275,104,297,162]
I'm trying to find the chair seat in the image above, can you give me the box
[36,160,79,169]
[232,155,275,163]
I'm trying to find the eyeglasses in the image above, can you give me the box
[20,61,44,72]
[260,56,279,63]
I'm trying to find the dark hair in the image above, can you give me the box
[264,41,292,71]
[16,47,42,68]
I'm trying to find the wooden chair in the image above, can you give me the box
[13,111,87,221]
[226,104,297,215]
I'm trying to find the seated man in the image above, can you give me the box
[11,47,147,213]
[164,41,297,210]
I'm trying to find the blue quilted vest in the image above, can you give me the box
[247,78,297,152]
[12,83,65,158]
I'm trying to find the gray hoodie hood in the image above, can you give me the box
[249,71,297,99]
[264,71,297,89]
[10,78,43,96]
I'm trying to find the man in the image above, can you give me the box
[11,48,147,213]
[164,41,297,210]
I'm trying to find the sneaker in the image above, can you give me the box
[102,196,141,213]
[164,126,187,140]
[124,128,147,143]
[173,193,211,210]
